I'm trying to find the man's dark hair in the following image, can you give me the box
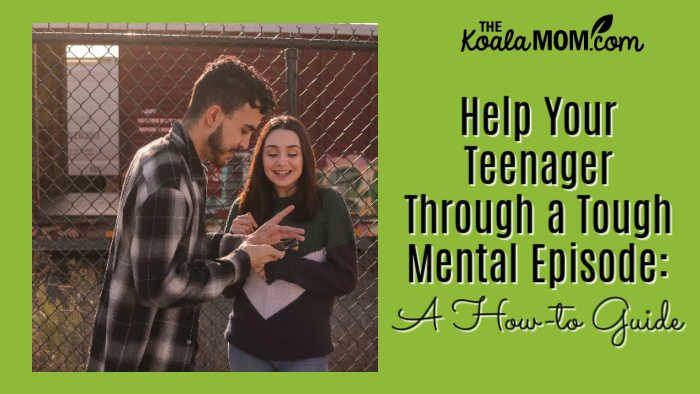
[239,115,320,223]
[183,55,275,122]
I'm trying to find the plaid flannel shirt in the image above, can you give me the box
[87,122,247,371]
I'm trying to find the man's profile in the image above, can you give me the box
[87,55,303,371]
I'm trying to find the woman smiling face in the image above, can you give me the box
[262,128,303,198]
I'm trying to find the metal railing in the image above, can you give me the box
[32,23,377,372]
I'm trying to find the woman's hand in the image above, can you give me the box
[246,205,305,245]
[229,212,258,235]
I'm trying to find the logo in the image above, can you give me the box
[461,15,645,53]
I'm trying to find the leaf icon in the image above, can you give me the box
[592,14,613,35]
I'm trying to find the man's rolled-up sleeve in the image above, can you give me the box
[130,187,250,308]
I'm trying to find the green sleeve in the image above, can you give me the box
[224,198,241,232]
[325,187,357,249]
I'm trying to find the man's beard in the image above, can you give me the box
[207,124,231,168]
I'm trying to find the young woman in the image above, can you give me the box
[223,115,357,372]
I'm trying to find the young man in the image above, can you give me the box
[87,55,304,371]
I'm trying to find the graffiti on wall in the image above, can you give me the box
[318,154,377,238]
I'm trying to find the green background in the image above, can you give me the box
[380,1,698,391]
[10,0,699,391]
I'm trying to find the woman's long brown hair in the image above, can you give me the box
[238,115,319,223]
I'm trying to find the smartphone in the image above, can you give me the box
[272,238,299,251]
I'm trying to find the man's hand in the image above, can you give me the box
[229,212,257,235]
[246,205,305,245]
[239,242,285,274]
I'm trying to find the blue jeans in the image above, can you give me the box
[227,343,328,372]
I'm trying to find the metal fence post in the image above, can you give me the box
[285,47,298,116]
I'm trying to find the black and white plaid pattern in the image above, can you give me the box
[87,122,248,371]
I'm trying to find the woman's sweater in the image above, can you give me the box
[223,187,357,360]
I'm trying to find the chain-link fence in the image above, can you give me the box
[32,23,378,372]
